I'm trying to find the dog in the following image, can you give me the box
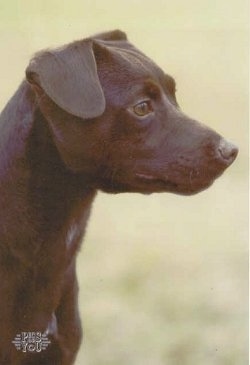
[0,29,238,364]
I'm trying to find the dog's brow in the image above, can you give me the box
[144,80,161,99]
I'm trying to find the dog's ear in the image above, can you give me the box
[26,40,105,119]
[91,29,127,41]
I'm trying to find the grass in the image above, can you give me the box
[76,177,248,365]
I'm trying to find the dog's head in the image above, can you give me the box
[26,30,238,195]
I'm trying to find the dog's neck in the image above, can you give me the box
[0,82,96,266]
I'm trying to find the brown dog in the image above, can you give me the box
[0,30,238,364]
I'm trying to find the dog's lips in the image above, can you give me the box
[135,173,157,181]
[135,173,178,190]
[135,171,217,195]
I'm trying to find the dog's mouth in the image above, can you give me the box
[134,171,217,195]
[99,158,229,195]
[99,171,178,194]
[135,173,178,190]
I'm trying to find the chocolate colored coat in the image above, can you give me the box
[0,30,237,364]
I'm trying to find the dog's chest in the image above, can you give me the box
[63,192,95,255]
[65,222,82,250]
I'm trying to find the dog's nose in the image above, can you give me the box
[218,139,238,165]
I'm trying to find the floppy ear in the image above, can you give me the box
[26,40,105,119]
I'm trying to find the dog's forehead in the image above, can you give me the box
[96,39,164,80]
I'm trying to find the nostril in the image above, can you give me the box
[218,139,238,163]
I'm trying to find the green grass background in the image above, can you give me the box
[0,1,248,364]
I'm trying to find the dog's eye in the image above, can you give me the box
[133,100,153,117]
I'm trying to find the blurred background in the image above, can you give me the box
[0,1,248,364]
